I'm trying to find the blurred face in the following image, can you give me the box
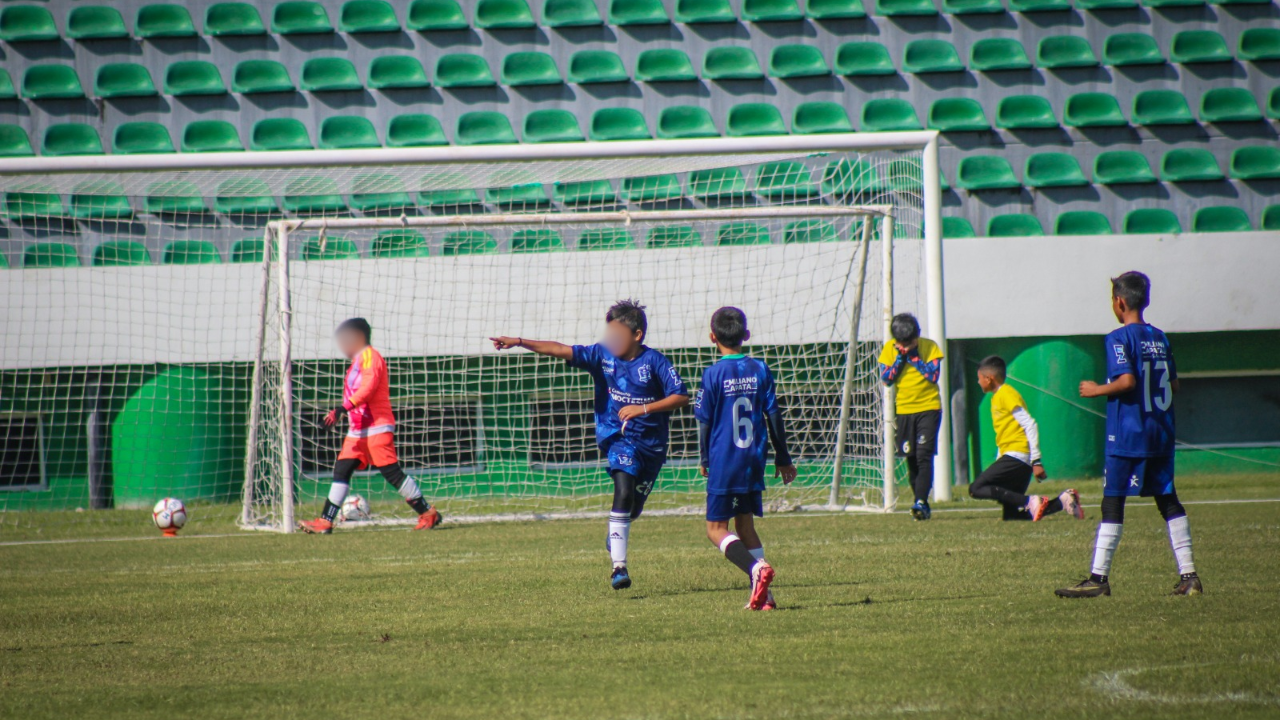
[335,328,366,359]
[977,370,998,393]
[899,337,919,351]
[604,320,642,357]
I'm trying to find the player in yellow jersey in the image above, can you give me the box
[878,313,944,520]
[971,355,1084,522]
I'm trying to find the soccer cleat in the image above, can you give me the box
[298,518,333,534]
[910,500,931,521]
[761,590,777,611]
[1061,489,1085,520]
[747,561,775,610]
[1171,573,1203,596]
[1026,495,1050,522]
[414,506,442,530]
[611,565,631,590]
[1055,577,1111,598]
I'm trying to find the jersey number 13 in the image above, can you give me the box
[1142,360,1172,413]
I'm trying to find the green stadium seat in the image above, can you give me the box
[1261,205,1280,231]
[1008,0,1070,10]
[502,52,562,86]
[1054,210,1111,235]
[163,240,222,264]
[610,0,670,23]
[543,0,603,25]
[182,120,244,152]
[675,0,737,22]
[1239,28,1280,62]
[456,111,517,145]
[523,109,585,143]
[1230,146,1280,180]
[135,4,196,37]
[205,3,266,35]
[43,124,103,156]
[93,241,151,267]
[1064,93,1126,127]
[996,95,1058,129]
[1037,36,1098,68]
[368,56,430,89]
[717,222,771,245]
[576,228,633,251]
[956,156,1019,190]
[407,0,469,29]
[1103,33,1164,66]
[350,183,407,216]
[1170,31,1231,64]
[371,231,430,258]
[835,42,896,76]
[1077,0,1137,7]
[819,158,884,197]
[1024,152,1088,187]
[928,98,989,131]
[646,225,700,248]
[703,47,764,80]
[233,60,295,94]
[753,160,818,199]
[770,45,829,78]
[0,70,16,99]
[903,39,965,74]
[251,118,313,151]
[1161,148,1223,182]
[113,122,175,154]
[779,219,836,244]
[1142,0,1204,7]
[302,237,359,260]
[793,102,854,134]
[319,116,381,149]
[94,63,157,98]
[340,0,400,32]
[24,243,81,268]
[70,182,132,220]
[5,191,65,221]
[727,103,788,136]
[511,229,565,252]
[1123,208,1181,234]
[283,177,347,213]
[272,2,333,33]
[143,181,207,214]
[807,0,867,17]
[745,0,804,20]
[435,54,496,87]
[942,0,1004,13]
[1132,90,1194,126]
[636,49,698,82]
[568,51,628,84]
[486,184,546,206]
[986,213,1043,237]
[969,38,1032,71]
[474,0,535,28]
[657,106,720,138]
[67,7,129,39]
[555,180,616,205]
[0,6,59,42]
[1200,88,1263,123]
[590,108,651,140]
[942,217,975,238]
[22,66,84,99]
[215,178,280,215]
[387,114,448,147]
[861,99,922,132]
[1192,206,1251,233]
[444,230,498,255]
[165,61,227,95]
[877,0,938,16]
[302,58,361,92]
[1093,151,1157,185]
[623,174,683,202]
[1271,88,1280,120]
[689,167,749,198]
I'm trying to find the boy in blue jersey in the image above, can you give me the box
[1056,272,1202,598]
[695,307,796,611]
[491,300,689,591]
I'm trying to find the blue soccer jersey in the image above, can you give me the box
[694,355,781,495]
[1104,323,1177,458]
[567,343,688,455]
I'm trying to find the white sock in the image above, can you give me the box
[1091,522,1123,577]
[327,482,350,506]
[1167,515,1195,575]
[397,474,422,502]
[608,513,630,568]
[749,547,765,562]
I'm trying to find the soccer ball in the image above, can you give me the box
[341,494,371,522]
[152,498,187,536]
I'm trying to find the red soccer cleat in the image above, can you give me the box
[747,562,775,611]
[761,590,777,611]
[414,507,443,530]
[299,518,333,534]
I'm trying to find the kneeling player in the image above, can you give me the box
[695,307,796,611]
[300,318,442,534]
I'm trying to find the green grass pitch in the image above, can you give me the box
[2,475,1279,719]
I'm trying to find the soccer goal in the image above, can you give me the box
[0,133,946,535]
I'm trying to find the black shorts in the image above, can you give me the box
[895,410,941,458]
[975,454,1033,494]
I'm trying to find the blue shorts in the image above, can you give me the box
[605,437,665,518]
[1104,455,1175,497]
[706,491,764,522]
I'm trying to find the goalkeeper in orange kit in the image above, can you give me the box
[299,318,442,534]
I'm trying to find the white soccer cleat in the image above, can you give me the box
[1026,495,1049,522]
[1061,488,1085,520]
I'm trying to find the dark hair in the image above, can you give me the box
[977,355,1007,380]
[606,299,647,341]
[710,306,748,348]
[336,317,372,344]
[890,313,921,344]
[1111,271,1150,311]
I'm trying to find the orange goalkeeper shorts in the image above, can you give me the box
[338,433,398,470]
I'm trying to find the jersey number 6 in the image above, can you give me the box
[733,397,754,449]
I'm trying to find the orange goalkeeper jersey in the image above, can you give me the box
[343,346,395,437]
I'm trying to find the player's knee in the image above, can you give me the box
[611,472,636,513]
[1155,493,1185,521]
[380,462,406,489]
[333,459,361,484]
[1100,495,1126,524]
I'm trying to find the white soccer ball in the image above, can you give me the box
[341,494,371,521]
[152,498,187,534]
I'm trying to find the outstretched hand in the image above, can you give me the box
[491,336,522,351]
[323,408,342,427]
[776,464,797,485]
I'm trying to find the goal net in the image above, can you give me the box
[0,135,939,536]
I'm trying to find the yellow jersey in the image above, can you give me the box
[989,382,1040,463]
[878,338,943,415]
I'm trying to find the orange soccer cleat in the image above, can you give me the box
[747,562,775,611]
[414,507,443,530]
[298,518,333,534]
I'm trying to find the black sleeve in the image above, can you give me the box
[766,410,793,467]
[698,421,711,468]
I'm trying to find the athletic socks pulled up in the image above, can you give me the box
[608,513,631,569]
[1167,515,1196,575]
[321,482,350,522]
[1091,522,1123,578]
[720,535,760,577]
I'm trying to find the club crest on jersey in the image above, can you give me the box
[637,364,651,383]
[616,454,633,466]
[1112,345,1128,364]
[601,358,615,375]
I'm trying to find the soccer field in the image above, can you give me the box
[2,475,1278,720]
